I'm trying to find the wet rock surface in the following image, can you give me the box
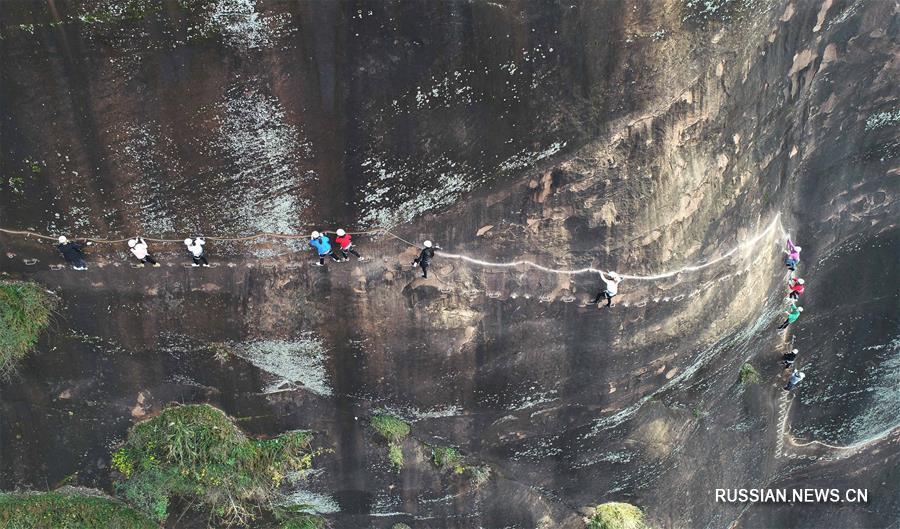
[1,1,899,528]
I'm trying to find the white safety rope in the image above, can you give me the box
[434,214,787,281]
[3,214,788,282]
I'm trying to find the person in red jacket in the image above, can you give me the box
[334,229,363,261]
[788,277,805,300]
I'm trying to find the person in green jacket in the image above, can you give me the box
[777,304,803,330]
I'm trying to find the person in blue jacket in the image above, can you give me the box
[309,231,339,266]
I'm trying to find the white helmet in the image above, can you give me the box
[128,238,138,248]
[797,307,804,312]
[423,240,433,248]
[184,238,193,246]
[58,236,68,244]
[792,349,799,354]
[794,246,802,252]
[196,237,205,245]
[336,229,346,236]
[311,231,320,239]
[797,278,805,285]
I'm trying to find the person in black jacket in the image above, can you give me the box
[412,240,441,278]
[782,348,798,369]
[56,236,92,270]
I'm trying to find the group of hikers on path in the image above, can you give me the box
[779,238,808,392]
[55,235,211,269]
[54,225,811,392]
[53,230,366,269]
[52,228,447,283]
[308,229,365,266]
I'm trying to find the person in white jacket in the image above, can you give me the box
[591,271,623,308]
[184,237,209,267]
[128,237,160,267]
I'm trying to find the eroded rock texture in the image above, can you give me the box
[1,1,898,528]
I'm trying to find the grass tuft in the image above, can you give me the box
[587,502,650,529]
[387,442,404,472]
[371,412,410,472]
[0,489,156,529]
[371,412,410,443]
[0,280,55,377]
[280,517,326,529]
[275,506,326,529]
[432,446,465,474]
[739,362,761,385]
[112,403,315,526]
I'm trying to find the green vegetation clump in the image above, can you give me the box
[392,524,412,529]
[431,446,465,474]
[112,403,315,526]
[587,502,650,529]
[0,489,156,529]
[0,280,55,377]
[387,442,404,472]
[7,175,26,194]
[371,412,410,442]
[280,519,325,529]
[371,412,410,472]
[274,506,326,529]
[738,362,761,385]
[429,445,490,484]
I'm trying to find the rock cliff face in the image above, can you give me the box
[1,1,898,528]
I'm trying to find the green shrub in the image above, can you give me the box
[371,412,410,443]
[392,524,412,529]
[387,442,404,472]
[111,448,134,478]
[587,502,649,529]
[0,281,55,377]
[432,446,465,474]
[112,403,315,526]
[739,362,761,385]
[0,489,156,529]
[372,412,410,472]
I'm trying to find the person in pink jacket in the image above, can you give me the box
[784,238,802,271]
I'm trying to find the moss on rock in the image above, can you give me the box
[0,489,156,529]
